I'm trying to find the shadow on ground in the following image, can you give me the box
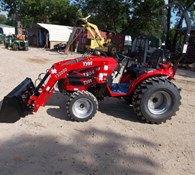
[98,97,141,123]
[0,128,160,175]
[46,92,141,123]
[176,68,195,78]
[0,100,2,109]
[46,92,70,121]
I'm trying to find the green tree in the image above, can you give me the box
[0,0,80,34]
[126,0,164,38]
[0,14,8,24]
[21,0,80,26]
[73,0,130,32]
[1,0,193,37]
[0,0,23,34]
[74,0,194,45]
[73,0,164,38]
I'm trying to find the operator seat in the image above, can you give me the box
[129,35,149,62]
[147,49,164,68]
[124,49,165,78]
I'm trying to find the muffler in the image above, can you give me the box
[0,78,35,123]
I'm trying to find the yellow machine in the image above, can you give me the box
[79,15,117,56]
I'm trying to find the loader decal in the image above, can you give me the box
[83,79,92,85]
[83,61,93,66]
[183,44,188,53]
[104,65,108,71]
[51,69,57,74]
[99,73,108,81]
[46,86,50,91]
[84,70,95,76]
[55,68,67,78]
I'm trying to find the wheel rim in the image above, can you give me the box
[72,98,93,119]
[147,91,172,116]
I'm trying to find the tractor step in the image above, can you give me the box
[111,83,130,94]
[0,78,35,123]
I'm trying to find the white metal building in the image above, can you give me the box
[0,24,15,36]
[28,23,73,49]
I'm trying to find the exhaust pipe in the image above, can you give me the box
[0,78,35,123]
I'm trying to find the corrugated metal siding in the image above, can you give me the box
[37,23,73,42]
[112,34,125,51]
[74,29,87,52]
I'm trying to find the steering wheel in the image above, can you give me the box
[115,52,131,63]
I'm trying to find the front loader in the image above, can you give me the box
[77,15,117,56]
[0,0,193,124]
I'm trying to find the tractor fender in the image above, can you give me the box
[127,69,175,95]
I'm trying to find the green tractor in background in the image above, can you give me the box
[0,33,4,44]
[4,34,29,51]
[0,27,4,43]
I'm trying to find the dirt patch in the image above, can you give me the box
[176,79,195,86]
[27,57,51,64]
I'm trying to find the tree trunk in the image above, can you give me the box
[16,11,22,35]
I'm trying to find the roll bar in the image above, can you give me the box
[161,0,192,54]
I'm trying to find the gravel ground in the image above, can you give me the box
[0,45,194,175]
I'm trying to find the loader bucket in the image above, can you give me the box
[0,78,35,123]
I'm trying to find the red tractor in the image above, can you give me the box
[0,1,193,124]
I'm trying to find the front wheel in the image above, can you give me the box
[132,77,181,124]
[66,91,98,122]
[13,43,18,51]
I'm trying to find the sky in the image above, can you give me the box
[0,11,7,16]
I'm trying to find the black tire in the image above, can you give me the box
[107,43,117,56]
[66,91,98,122]
[132,77,181,124]
[93,47,107,56]
[13,43,18,51]
[93,47,102,56]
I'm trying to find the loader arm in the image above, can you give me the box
[28,56,118,112]
[80,17,105,47]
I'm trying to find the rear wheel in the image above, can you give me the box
[132,77,181,124]
[66,91,98,122]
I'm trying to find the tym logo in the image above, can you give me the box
[84,79,92,85]
[83,61,93,66]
